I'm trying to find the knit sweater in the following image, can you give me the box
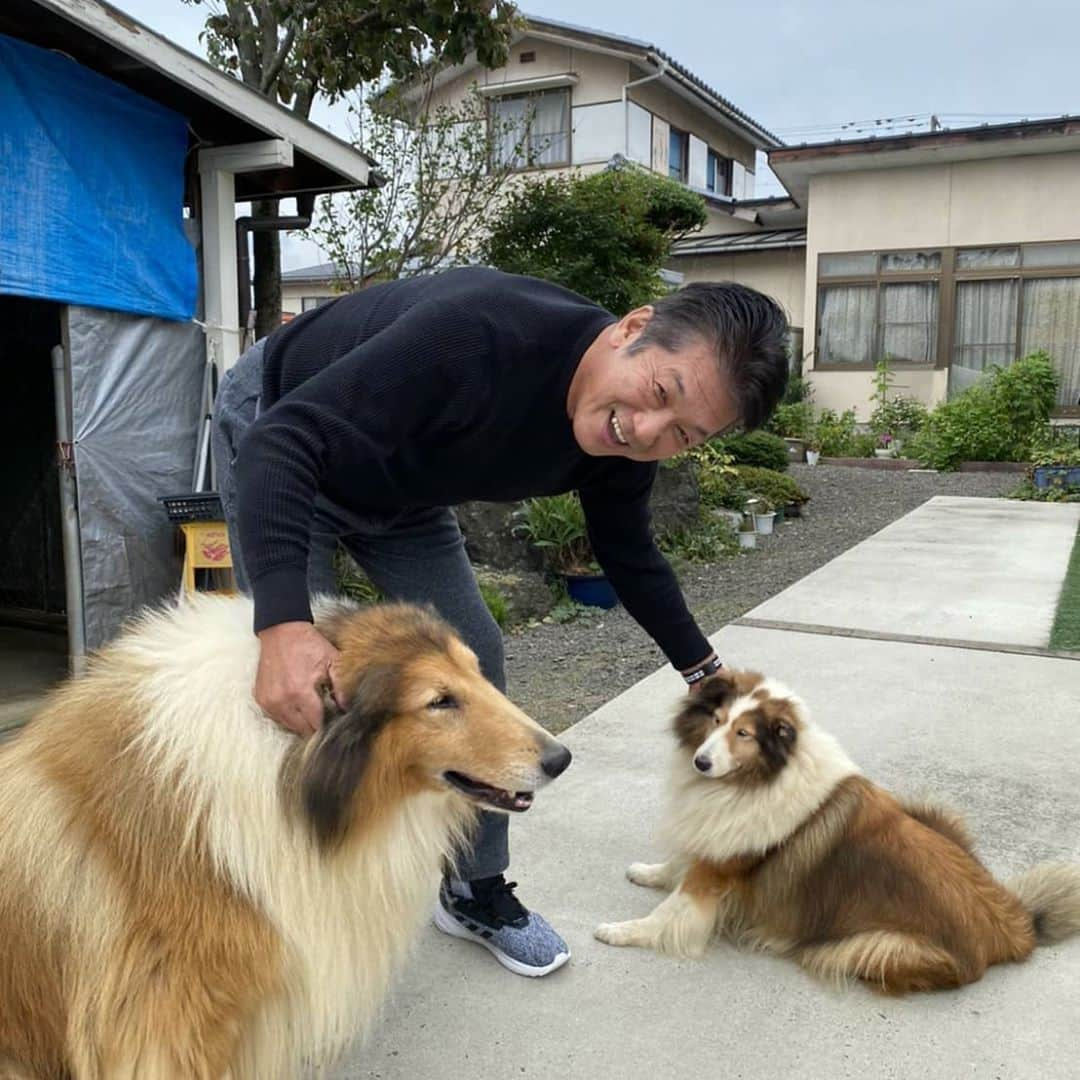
[235,267,711,669]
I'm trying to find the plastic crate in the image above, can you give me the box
[159,492,225,523]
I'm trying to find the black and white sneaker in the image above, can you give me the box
[435,876,571,977]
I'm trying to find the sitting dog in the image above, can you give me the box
[0,595,570,1078]
[595,670,1080,994]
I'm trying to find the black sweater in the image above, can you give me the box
[236,267,711,669]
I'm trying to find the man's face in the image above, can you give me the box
[570,309,740,462]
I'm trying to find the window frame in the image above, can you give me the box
[705,148,732,195]
[486,86,572,172]
[668,126,689,183]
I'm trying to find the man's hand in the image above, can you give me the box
[255,622,343,736]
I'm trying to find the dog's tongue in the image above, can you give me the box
[512,792,534,811]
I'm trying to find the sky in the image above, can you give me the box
[116,0,1080,268]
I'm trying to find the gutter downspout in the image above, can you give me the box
[235,192,317,348]
[51,344,86,676]
[622,57,668,161]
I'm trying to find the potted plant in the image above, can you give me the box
[1030,434,1080,492]
[874,433,896,459]
[745,496,776,536]
[737,513,757,549]
[805,437,821,467]
[513,494,618,608]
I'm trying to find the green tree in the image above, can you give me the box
[182,0,520,337]
[477,162,707,314]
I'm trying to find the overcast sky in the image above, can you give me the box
[117,0,1080,266]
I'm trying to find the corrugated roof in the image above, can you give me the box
[670,228,807,256]
[526,15,781,148]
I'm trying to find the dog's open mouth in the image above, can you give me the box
[442,771,535,812]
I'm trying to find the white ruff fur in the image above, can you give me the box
[109,593,472,1077]
[663,690,860,863]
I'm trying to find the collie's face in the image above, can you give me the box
[297,602,571,847]
[673,671,803,784]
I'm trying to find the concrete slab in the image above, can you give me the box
[743,497,1080,649]
[335,625,1080,1080]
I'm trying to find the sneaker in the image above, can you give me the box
[435,875,571,977]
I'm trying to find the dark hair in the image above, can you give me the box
[626,282,790,430]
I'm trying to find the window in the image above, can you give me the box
[816,250,940,366]
[301,295,333,311]
[705,149,731,195]
[489,88,570,169]
[668,127,688,182]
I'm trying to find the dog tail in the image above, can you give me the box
[1008,862,1080,944]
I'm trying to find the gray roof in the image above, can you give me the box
[670,228,807,256]
[281,262,355,283]
[525,15,781,148]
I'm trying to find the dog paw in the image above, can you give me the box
[627,862,667,888]
[594,921,635,947]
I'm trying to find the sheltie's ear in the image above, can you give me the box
[673,671,736,751]
[301,663,398,850]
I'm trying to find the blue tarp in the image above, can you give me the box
[0,32,197,321]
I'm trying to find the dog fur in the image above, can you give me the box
[0,594,569,1078]
[595,670,1080,994]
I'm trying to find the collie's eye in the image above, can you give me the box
[428,694,459,710]
[736,729,751,738]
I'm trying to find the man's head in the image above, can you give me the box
[567,282,790,462]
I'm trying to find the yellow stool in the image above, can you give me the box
[179,521,235,595]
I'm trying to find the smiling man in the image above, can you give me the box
[212,266,788,978]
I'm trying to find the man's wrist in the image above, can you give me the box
[680,655,723,686]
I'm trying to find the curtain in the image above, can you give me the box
[880,282,938,362]
[818,285,876,364]
[491,95,528,169]
[529,90,570,166]
[1022,277,1080,406]
[950,279,1018,396]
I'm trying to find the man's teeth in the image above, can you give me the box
[610,413,628,445]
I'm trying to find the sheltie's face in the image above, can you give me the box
[673,670,803,784]
[297,603,571,848]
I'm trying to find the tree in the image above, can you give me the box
[183,0,520,337]
[477,161,708,314]
[311,84,522,288]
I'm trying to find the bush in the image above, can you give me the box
[716,431,789,471]
[908,352,1059,470]
[657,512,738,562]
[769,401,814,439]
[869,359,929,443]
[513,493,595,573]
[477,581,509,628]
[810,408,873,457]
[734,466,809,509]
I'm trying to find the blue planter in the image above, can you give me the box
[1033,465,1080,490]
[565,573,618,609]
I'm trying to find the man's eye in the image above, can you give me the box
[656,382,667,403]
[679,428,690,447]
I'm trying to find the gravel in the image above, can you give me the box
[503,465,1020,733]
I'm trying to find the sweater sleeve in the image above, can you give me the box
[578,465,713,670]
[235,300,492,633]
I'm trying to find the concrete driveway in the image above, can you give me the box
[336,497,1080,1080]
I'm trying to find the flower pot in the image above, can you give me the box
[806,449,821,466]
[714,508,744,529]
[783,437,807,464]
[773,505,786,525]
[1033,465,1080,490]
[738,530,756,550]
[874,448,895,459]
[563,572,618,609]
[754,512,776,536]
[784,501,802,519]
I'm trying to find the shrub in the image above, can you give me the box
[478,580,509,628]
[769,401,814,439]
[716,431,789,471]
[657,512,738,562]
[811,409,859,457]
[734,465,809,508]
[909,352,1059,470]
[869,359,929,443]
[513,493,596,573]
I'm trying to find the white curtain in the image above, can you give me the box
[950,279,1018,396]
[880,282,938,362]
[1022,277,1080,406]
[529,91,569,166]
[491,95,529,169]
[818,285,876,364]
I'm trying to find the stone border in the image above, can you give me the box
[817,457,1028,474]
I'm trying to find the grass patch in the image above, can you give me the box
[1050,525,1080,651]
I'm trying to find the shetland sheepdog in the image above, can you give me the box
[595,670,1080,994]
[0,595,570,1078]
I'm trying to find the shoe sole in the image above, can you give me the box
[433,902,571,978]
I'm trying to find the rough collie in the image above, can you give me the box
[595,670,1080,994]
[0,594,570,1078]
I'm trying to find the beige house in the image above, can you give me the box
[770,116,1080,418]
[280,262,348,320]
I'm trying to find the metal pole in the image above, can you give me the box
[51,344,87,675]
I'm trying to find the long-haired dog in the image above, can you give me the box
[0,594,570,1078]
[595,670,1080,994]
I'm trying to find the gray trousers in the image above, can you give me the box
[211,340,508,880]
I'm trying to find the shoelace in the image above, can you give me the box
[475,877,528,927]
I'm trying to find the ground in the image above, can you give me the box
[506,465,1018,732]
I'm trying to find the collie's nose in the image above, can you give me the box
[541,743,572,779]
[693,754,712,774]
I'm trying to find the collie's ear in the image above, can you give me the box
[695,671,737,709]
[302,664,397,850]
[673,672,734,751]
[755,715,798,774]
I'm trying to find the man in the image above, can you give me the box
[212,267,788,978]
